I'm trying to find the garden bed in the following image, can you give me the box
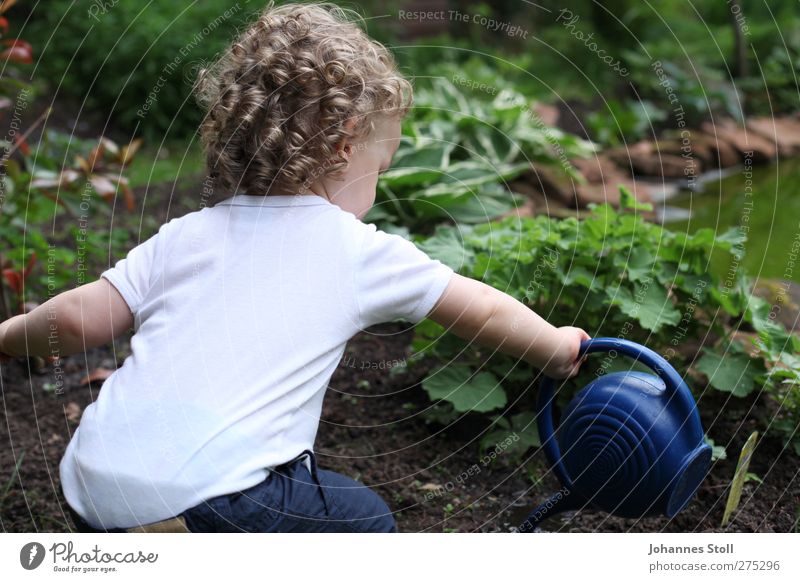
[1,317,797,533]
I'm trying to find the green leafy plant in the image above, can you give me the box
[365,78,596,232]
[26,1,254,140]
[1,4,138,317]
[722,431,758,527]
[587,99,667,146]
[408,185,800,458]
[625,53,744,125]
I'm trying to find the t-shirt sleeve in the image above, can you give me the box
[100,221,173,315]
[355,222,455,329]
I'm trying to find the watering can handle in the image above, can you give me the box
[537,337,702,493]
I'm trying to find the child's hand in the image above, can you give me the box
[0,328,11,363]
[0,316,22,363]
[541,326,591,379]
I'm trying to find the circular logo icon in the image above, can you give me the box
[20,542,46,570]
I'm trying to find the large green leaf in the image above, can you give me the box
[415,161,529,197]
[422,365,507,413]
[415,225,473,271]
[380,140,454,187]
[695,349,765,397]
[606,282,681,332]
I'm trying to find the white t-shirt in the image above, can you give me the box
[60,193,454,529]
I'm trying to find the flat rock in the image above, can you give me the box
[700,119,777,162]
[569,154,628,184]
[652,134,724,170]
[745,117,800,157]
[686,133,741,169]
[497,197,535,220]
[509,177,570,216]
[528,164,578,207]
[608,147,700,179]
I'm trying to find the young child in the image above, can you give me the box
[0,2,589,533]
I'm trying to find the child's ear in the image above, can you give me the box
[335,116,361,159]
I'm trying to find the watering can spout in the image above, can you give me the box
[518,487,583,532]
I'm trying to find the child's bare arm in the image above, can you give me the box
[427,273,589,379]
[0,278,133,360]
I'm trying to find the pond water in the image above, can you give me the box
[661,158,800,284]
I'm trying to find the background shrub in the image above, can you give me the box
[25,2,257,140]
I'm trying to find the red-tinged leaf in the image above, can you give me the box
[22,251,36,278]
[0,0,19,16]
[119,138,143,165]
[14,132,29,156]
[0,45,31,64]
[40,190,70,211]
[31,169,81,190]
[2,269,21,294]
[86,142,105,171]
[80,368,114,386]
[0,16,8,34]
[115,176,135,211]
[90,174,117,198]
[1,39,32,64]
[99,137,119,156]
[30,177,60,189]
[74,155,91,174]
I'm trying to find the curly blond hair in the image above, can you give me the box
[193,1,412,197]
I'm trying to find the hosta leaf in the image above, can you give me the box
[380,141,454,187]
[416,161,528,197]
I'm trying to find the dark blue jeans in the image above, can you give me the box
[67,449,397,533]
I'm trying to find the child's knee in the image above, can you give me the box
[317,468,397,532]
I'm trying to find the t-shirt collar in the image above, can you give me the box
[216,193,333,207]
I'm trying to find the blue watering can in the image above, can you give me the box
[518,338,712,532]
